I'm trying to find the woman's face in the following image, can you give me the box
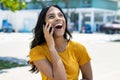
[45,6,66,37]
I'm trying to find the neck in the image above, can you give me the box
[54,37,67,52]
[54,37,65,47]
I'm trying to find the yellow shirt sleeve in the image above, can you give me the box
[74,42,91,66]
[29,46,46,63]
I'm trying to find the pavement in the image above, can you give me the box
[0,32,120,80]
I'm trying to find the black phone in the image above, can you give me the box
[49,27,52,33]
[44,22,52,33]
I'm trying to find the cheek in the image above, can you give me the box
[63,18,66,26]
[63,21,66,29]
[48,20,52,23]
[47,20,54,26]
[45,18,53,23]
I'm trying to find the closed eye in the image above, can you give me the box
[48,15,54,19]
[58,13,63,17]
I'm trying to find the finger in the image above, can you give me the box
[47,23,52,32]
[43,24,46,33]
[44,23,49,30]
[43,23,48,32]
[50,27,54,35]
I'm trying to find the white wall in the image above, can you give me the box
[0,10,40,32]
[0,8,118,32]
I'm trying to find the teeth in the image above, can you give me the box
[55,23,62,27]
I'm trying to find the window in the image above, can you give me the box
[83,0,92,7]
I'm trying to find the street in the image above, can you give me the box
[0,32,120,80]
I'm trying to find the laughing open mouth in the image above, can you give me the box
[55,25,62,29]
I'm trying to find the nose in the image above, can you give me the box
[55,15,61,21]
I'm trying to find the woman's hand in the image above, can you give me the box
[42,23,67,80]
[43,23,55,49]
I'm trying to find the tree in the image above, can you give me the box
[0,0,26,12]
[30,0,46,8]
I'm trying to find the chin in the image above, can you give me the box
[54,32,64,37]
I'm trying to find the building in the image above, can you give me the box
[58,0,118,32]
[0,0,119,32]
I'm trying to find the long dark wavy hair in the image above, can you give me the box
[29,5,72,73]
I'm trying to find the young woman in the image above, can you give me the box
[28,5,93,80]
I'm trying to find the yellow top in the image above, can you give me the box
[29,40,91,80]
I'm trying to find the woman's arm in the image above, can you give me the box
[33,48,67,80]
[33,23,67,80]
[80,62,93,80]
[48,47,67,80]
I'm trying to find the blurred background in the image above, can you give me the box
[0,0,120,80]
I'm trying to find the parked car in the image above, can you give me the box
[102,21,120,34]
[80,24,92,33]
[0,19,15,33]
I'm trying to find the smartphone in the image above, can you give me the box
[44,22,52,33]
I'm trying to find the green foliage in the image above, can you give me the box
[0,0,26,12]
[0,60,25,70]
[117,15,120,20]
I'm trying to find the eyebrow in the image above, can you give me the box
[48,11,63,16]
[47,13,54,17]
